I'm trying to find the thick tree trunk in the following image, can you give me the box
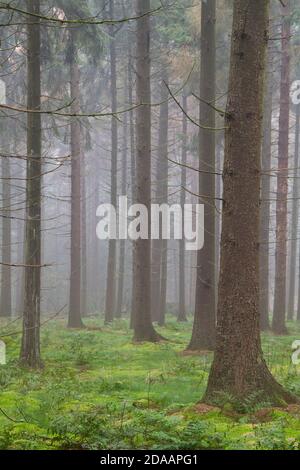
[187,0,216,351]
[0,155,12,317]
[20,0,42,367]
[287,104,300,320]
[177,94,188,322]
[259,43,273,331]
[105,0,118,323]
[272,5,290,334]
[133,0,160,342]
[68,31,84,329]
[204,0,297,406]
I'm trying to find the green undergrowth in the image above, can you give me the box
[0,317,299,450]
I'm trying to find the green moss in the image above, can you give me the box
[0,317,299,449]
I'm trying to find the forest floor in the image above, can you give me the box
[0,317,300,450]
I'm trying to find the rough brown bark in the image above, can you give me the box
[20,0,42,367]
[204,0,297,407]
[68,30,84,329]
[287,104,300,320]
[133,0,160,342]
[272,4,291,335]
[187,0,216,351]
[259,43,273,331]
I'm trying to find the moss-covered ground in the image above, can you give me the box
[0,317,300,450]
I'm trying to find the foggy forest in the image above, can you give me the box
[0,0,300,454]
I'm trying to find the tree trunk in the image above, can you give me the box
[272,4,291,334]
[295,106,300,322]
[91,169,101,313]
[177,95,188,322]
[116,112,128,318]
[204,0,297,406]
[215,143,222,306]
[287,104,300,320]
[158,72,169,327]
[259,43,273,331]
[158,240,167,326]
[128,38,136,329]
[16,222,25,316]
[20,0,42,367]
[151,70,169,325]
[133,0,160,342]
[68,30,84,328]
[105,0,118,323]
[187,0,216,351]
[0,155,12,317]
[81,151,87,317]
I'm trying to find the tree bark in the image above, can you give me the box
[287,104,300,320]
[0,155,12,317]
[20,0,42,367]
[187,0,216,351]
[259,43,273,331]
[68,30,84,328]
[133,0,160,342]
[105,0,118,323]
[177,94,188,322]
[128,37,137,329]
[151,70,169,325]
[116,112,128,318]
[204,0,297,406]
[81,151,87,317]
[272,4,291,334]
[295,106,300,322]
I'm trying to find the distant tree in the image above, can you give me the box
[187,0,216,350]
[259,40,274,331]
[105,0,118,323]
[287,103,300,321]
[0,79,12,318]
[54,0,103,327]
[68,28,85,328]
[115,111,128,319]
[133,0,160,342]
[295,104,300,322]
[272,2,291,334]
[81,150,87,317]
[151,63,169,326]
[177,92,188,323]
